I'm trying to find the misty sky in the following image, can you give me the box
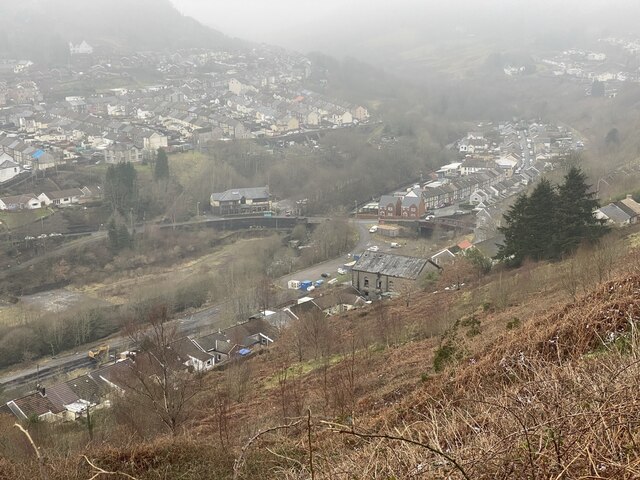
[170,0,383,44]
[171,0,640,55]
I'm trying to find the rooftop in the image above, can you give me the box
[210,186,270,202]
[352,252,435,280]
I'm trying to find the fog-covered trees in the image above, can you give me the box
[154,148,169,180]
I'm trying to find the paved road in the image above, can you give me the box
[0,303,227,390]
[278,219,373,288]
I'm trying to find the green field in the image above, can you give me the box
[0,208,52,231]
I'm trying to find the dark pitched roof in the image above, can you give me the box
[65,375,104,403]
[224,318,277,346]
[170,337,214,363]
[42,188,84,200]
[193,332,229,353]
[599,204,631,224]
[353,252,431,280]
[45,382,80,410]
[10,392,63,419]
[311,286,364,310]
[474,234,505,259]
[614,201,639,218]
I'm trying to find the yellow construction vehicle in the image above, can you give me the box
[88,345,110,363]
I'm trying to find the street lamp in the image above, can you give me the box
[196,201,200,217]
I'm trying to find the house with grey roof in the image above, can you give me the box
[38,188,84,207]
[595,196,640,226]
[351,251,440,298]
[210,186,270,216]
[0,193,41,211]
[170,337,216,372]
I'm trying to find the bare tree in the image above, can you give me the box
[117,305,204,436]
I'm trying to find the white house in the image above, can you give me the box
[141,131,168,152]
[69,41,94,55]
[0,194,41,211]
[171,338,216,372]
[38,189,84,207]
[470,189,491,205]
[0,154,21,183]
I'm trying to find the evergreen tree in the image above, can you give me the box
[525,179,558,260]
[104,162,138,214]
[117,224,132,250]
[107,218,132,252]
[498,170,608,266]
[555,166,607,254]
[498,194,530,265]
[154,148,169,180]
[107,219,119,251]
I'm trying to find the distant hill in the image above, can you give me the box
[0,0,239,64]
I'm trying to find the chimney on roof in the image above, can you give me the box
[627,194,633,200]
[36,384,46,397]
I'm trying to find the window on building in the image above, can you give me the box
[364,277,369,288]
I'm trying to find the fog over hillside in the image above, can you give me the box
[174,0,640,62]
[0,0,235,61]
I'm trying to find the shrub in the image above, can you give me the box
[506,317,521,330]
[433,342,458,372]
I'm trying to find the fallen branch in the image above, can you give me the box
[83,455,139,480]
[321,421,471,480]
[14,423,48,480]
[233,419,303,480]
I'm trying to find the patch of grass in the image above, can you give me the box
[482,301,494,312]
[0,208,52,230]
[433,341,459,373]
[262,354,345,389]
[168,152,208,190]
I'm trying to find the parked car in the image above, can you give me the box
[390,242,401,248]
[320,272,330,278]
[337,267,347,275]
[367,245,380,252]
[368,225,378,233]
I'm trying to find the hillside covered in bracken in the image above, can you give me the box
[3,230,640,479]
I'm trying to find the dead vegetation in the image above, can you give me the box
[4,233,640,479]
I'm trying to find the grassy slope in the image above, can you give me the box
[4,230,640,478]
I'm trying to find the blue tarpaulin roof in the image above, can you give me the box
[238,348,252,356]
[32,150,44,159]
